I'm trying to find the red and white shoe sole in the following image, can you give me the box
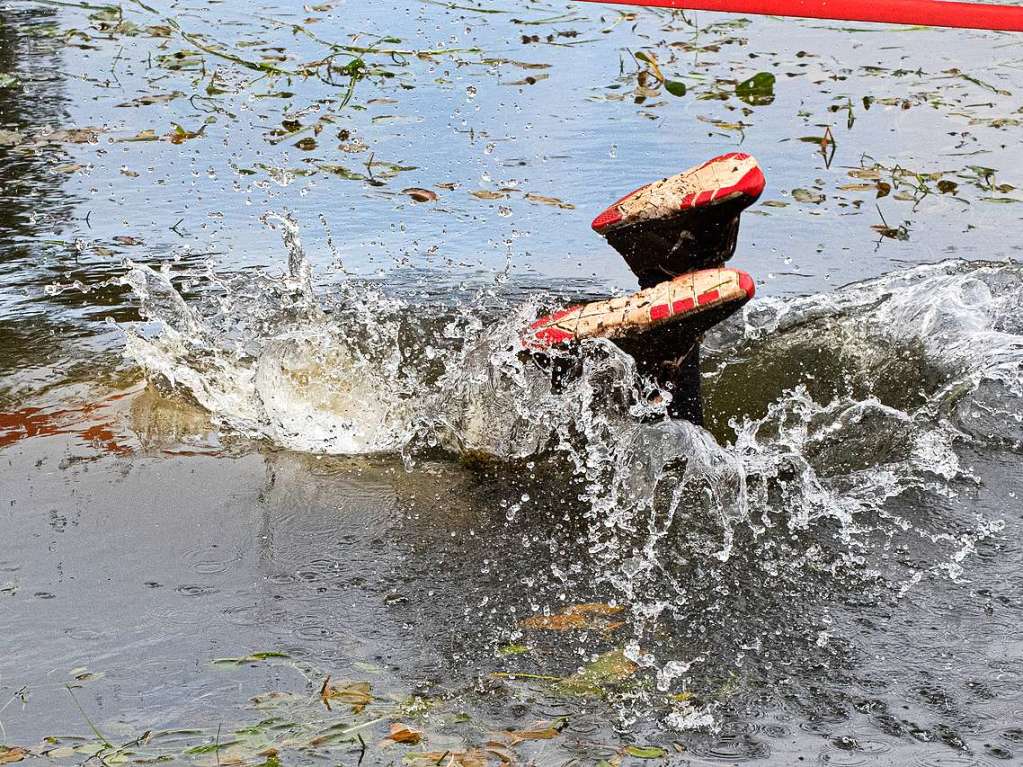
[591,153,765,234]
[524,267,755,350]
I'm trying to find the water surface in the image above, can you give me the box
[2,1,1023,764]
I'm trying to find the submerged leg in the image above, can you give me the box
[525,269,753,423]
[645,345,703,425]
[629,275,703,424]
[524,152,765,424]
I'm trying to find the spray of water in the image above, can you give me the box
[115,218,1019,727]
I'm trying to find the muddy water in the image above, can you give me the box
[3,0,1023,765]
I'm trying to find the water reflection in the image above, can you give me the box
[0,5,72,243]
[0,5,85,398]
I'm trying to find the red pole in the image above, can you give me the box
[577,0,1023,32]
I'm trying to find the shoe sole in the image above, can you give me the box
[591,153,765,234]
[524,267,755,350]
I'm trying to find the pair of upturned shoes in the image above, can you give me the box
[524,152,764,362]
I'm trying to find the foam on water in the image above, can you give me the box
[115,220,1022,727]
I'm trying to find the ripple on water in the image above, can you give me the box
[191,559,235,575]
[174,584,218,597]
[221,603,260,628]
[909,751,997,767]
[982,743,1015,761]
[1000,727,1023,743]
[685,731,771,762]
[293,558,345,583]
[183,542,242,575]
[272,509,344,542]
[293,614,345,642]
[266,571,298,585]
[820,735,893,767]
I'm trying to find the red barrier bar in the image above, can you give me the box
[577,0,1023,31]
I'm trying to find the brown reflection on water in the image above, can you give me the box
[0,389,134,453]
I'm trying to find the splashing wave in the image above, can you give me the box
[117,219,1020,720]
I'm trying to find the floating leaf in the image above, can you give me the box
[484,59,550,71]
[624,745,666,759]
[71,668,105,682]
[792,188,825,204]
[557,649,638,697]
[185,740,240,755]
[520,602,624,631]
[664,80,686,97]
[254,751,282,767]
[937,180,958,195]
[634,51,665,83]
[213,651,289,666]
[471,190,509,200]
[0,747,27,765]
[695,116,747,133]
[385,724,422,745]
[872,223,910,240]
[401,187,438,203]
[118,129,159,142]
[166,123,205,144]
[735,72,775,106]
[876,182,891,199]
[965,165,997,186]
[848,168,881,180]
[116,92,182,107]
[41,127,102,144]
[249,691,305,708]
[318,163,365,181]
[500,722,562,745]
[505,74,549,86]
[497,643,529,656]
[320,678,372,713]
[634,51,685,97]
[524,193,574,209]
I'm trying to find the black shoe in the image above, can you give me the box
[592,153,765,288]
